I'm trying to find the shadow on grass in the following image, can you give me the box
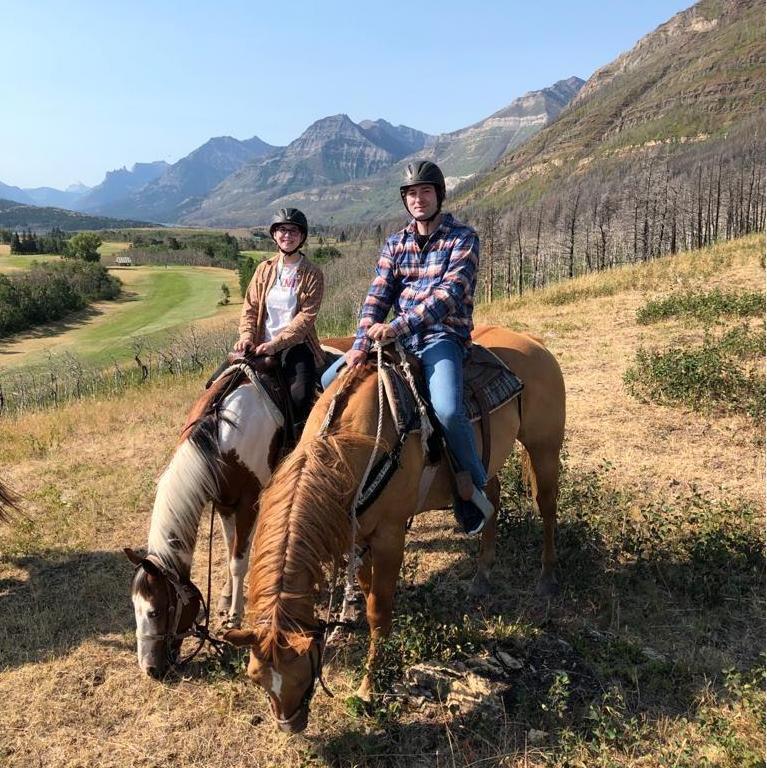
[0,549,134,668]
[0,307,106,353]
[0,292,140,356]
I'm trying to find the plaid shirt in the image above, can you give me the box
[353,213,480,353]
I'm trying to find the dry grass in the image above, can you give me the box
[478,235,765,506]
[0,235,764,767]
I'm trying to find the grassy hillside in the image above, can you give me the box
[0,264,240,371]
[0,235,763,767]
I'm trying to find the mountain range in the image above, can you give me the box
[184,77,584,227]
[0,77,583,228]
[1,0,761,233]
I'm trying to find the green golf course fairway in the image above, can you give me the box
[0,264,241,371]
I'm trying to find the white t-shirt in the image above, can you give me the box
[264,257,302,342]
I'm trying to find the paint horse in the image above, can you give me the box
[125,355,291,677]
[226,326,566,732]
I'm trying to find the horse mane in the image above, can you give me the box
[246,376,376,659]
[146,386,232,573]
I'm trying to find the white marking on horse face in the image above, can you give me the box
[132,593,164,670]
[219,385,279,485]
[270,670,283,699]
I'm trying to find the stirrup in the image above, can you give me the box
[452,472,494,535]
[470,486,494,519]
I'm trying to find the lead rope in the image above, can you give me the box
[326,341,388,647]
[394,341,433,455]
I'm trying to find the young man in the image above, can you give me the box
[322,160,493,534]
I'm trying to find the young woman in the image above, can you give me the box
[234,208,324,425]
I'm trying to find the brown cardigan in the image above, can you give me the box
[237,253,325,367]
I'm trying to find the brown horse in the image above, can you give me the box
[0,478,20,524]
[226,325,566,732]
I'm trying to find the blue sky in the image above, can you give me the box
[1,0,692,189]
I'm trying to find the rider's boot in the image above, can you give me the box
[453,470,494,535]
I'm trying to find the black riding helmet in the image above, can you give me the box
[399,160,446,221]
[269,207,308,254]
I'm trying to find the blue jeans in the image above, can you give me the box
[321,336,487,489]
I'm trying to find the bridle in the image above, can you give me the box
[134,555,204,666]
[133,525,228,670]
[260,618,343,729]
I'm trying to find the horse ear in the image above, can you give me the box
[124,547,143,567]
[124,547,163,578]
[287,632,313,655]
[223,628,258,647]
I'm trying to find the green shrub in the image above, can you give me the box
[238,256,258,297]
[312,245,343,262]
[637,289,765,325]
[624,332,765,421]
[0,260,121,338]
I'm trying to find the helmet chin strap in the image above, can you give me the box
[274,236,306,257]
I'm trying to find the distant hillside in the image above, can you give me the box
[0,199,155,231]
[358,120,435,159]
[183,80,582,227]
[452,0,765,293]
[251,78,583,225]
[460,0,763,207]
[0,181,34,206]
[74,161,169,214]
[23,186,90,209]
[88,135,279,223]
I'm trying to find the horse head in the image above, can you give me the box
[225,624,324,733]
[124,547,202,678]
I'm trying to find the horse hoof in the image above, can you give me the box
[356,679,374,703]
[469,573,491,598]
[219,614,242,630]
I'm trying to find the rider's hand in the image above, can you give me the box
[234,338,254,353]
[255,342,277,356]
[345,349,368,369]
[367,323,395,342]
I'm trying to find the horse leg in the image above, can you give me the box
[356,548,372,600]
[225,495,259,628]
[357,527,406,702]
[525,445,561,597]
[470,475,500,598]
[216,507,235,617]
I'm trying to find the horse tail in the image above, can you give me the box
[0,478,21,524]
[147,414,224,559]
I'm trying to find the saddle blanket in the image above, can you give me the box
[381,343,523,435]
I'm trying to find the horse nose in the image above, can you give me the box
[145,665,162,679]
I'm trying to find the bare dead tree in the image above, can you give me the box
[565,189,581,279]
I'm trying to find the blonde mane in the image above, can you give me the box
[246,427,374,658]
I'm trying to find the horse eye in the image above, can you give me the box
[147,610,159,619]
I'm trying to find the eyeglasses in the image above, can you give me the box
[274,226,301,236]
